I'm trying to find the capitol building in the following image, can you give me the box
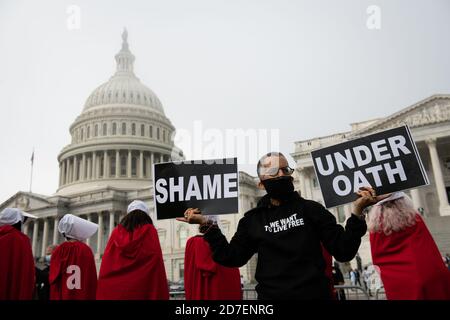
[1,30,449,282]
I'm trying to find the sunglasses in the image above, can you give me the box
[261,166,294,177]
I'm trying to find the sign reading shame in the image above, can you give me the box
[311,125,429,208]
[153,158,239,220]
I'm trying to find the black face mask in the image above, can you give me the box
[261,176,295,201]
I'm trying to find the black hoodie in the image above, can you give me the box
[203,191,367,299]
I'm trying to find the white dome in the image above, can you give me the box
[83,75,164,113]
[82,28,164,114]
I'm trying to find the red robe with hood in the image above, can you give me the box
[370,214,450,300]
[0,225,35,300]
[96,224,169,300]
[49,240,97,300]
[184,235,241,300]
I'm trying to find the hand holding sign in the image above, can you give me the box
[175,208,207,225]
[311,125,429,208]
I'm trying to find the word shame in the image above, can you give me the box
[155,173,238,203]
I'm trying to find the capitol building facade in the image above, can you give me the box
[1,31,449,282]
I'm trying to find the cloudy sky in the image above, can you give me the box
[1,0,449,202]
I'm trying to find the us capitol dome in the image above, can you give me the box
[57,28,184,196]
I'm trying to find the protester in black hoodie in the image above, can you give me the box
[177,152,380,299]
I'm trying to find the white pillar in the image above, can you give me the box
[32,220,39,256]
[81,153,86,181]
[150,152,154,178]
[127,150,132,178]
[116,150,120,178]
[87,155,92,180]
[139,151,144,178]
[23,223,29,238]
[297,169,307,198]
[93,152,97,179]
[66,159,70,184]
[86,214,92,246]
[61,161,66,185]
[41,219,49,257]
[427,138,450,215]
[97,212,104,257]
[305,171,313,200]
[73,156,78,181]
[103,150,108,178]
[53,217,59,245]
[410,188,423,212]
[160,153,164,163]
[109,212,115,236]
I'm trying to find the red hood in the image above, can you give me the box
[0,225,20,238]
[112,224,156,258]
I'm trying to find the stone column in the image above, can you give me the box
[297,169,307,198]
[304,171,313,200]
[23,223,29,238]
[410,188,423,212]
[73,156,78,181]
[86,214,92,246]
[150,152,154,178]
[65,159,70,184]
[41,219,49,257]
[53,217,59,245]
[81,153,86,181]
[32,220,39,256]
[97,212,104,257]
[92,152,97,179]
[103,150,108,178]
[87,155,92,180]
[116,150,120,178]
[160,153,164,163]
[61,161,66,185]
[109,212,115,236]
[426,138,450,215]
[127,150,132,178]
[139,151,144,178]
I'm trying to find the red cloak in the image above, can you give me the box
[96,224,169,300]
[370,214,450,300]
[0,225,35,300]
[49,240,97,300]
[184,235,242,300]
[321,244,335,299]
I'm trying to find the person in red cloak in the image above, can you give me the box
[320,244,335,299]
[367,191,450,300]
[184,216,242,300]
[0,208,37,300]
[49,214,98,300]
[96,200,169,300]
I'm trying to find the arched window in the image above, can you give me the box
[178,227,188,248]
[132,123,136,136]
[163,130,166,142]
[80,129,84,141]
[149,125,153,138]
[157,128,160,140]
[94,124,98,137]
[131,156,137,176]
[103,123,107,136]
[120,155,127,176]
[112,123,117,135]
[141,124,145,136]
[122,122,126,135]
